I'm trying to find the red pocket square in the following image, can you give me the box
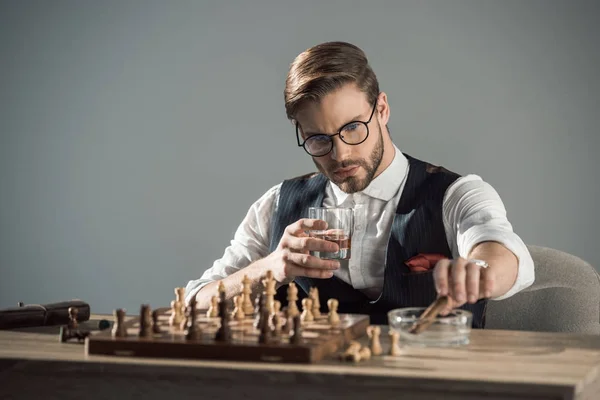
[404,253,448,272]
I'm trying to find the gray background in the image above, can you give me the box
[1,0,598,314]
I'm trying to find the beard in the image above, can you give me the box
[314,123,385,194]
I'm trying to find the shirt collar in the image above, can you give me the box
[330,144,408,204]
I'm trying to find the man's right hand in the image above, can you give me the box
[268,218,341,283]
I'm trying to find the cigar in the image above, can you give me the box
[408,296,449,335]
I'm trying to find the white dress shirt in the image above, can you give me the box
[185,145,535,304]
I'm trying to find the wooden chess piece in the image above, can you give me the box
[358,346,372,361]
[218,280,226,296]
[176,287,185,312]
[169,287,185,329]
[185,297,201,341]
[215,290,232,343]
[231,295,245,321]
[262,270,276,314]
[282,315,293,335]
[366,325,382,356]
[111,308,127,338]
[241,274,254,315]
[286,282,299,318]
[59,307,90,342]
[300,298,314,324]
[388,330,401,356]
[290,315,303,345]
[258,307,272,344]
[68,307,79,330]
[139,304,153,338]
[310,287,321,318]
[207,295,219,318]
[253,292,265,329]
[340,341,362,362]
[152,310,162,334]
[271,300,283,338]
[327,298,340,327]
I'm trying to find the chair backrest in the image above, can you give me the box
[485,245,600,334]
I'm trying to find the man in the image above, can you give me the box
[185,41,534,326]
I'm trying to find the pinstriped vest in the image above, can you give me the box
[268,154,487,328]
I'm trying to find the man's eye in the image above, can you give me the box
[308,134,330,143]
[344,123,359,131]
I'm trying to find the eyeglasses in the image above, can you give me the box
[295,101,378,157]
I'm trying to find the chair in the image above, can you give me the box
[485,245,600,334]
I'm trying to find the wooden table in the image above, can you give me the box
[1,315,600,400]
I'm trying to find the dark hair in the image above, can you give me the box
[284,41,379,120]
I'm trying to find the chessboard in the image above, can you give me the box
[86,280,370,364]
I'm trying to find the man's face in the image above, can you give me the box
[295,84,389,193]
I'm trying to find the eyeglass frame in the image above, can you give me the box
[295,100,378,157]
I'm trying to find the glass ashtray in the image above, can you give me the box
[388,307,472,347]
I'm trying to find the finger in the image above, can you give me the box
[284,251,340,271]
[283,262,336,279]
[480,268,495,299]
[285,218,328,236]
[433,258,452,296]
[466,262,481,303]
[284,235,339,253]
[450,258,468,306]
[439,296,456,316]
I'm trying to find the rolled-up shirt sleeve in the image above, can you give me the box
[442,174,535,300]
[184,184,280,304]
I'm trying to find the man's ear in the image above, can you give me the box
[377,92,390,127]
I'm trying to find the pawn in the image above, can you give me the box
[388,330,402,356]
[231,295,245,321]
[111,308,127,338]
[327,298,340,327]
[366,325,382,356]
[206,295,219,318]
[300,298,314,324]
[271,300,283,337]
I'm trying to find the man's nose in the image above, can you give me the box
[330,136,352,161]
